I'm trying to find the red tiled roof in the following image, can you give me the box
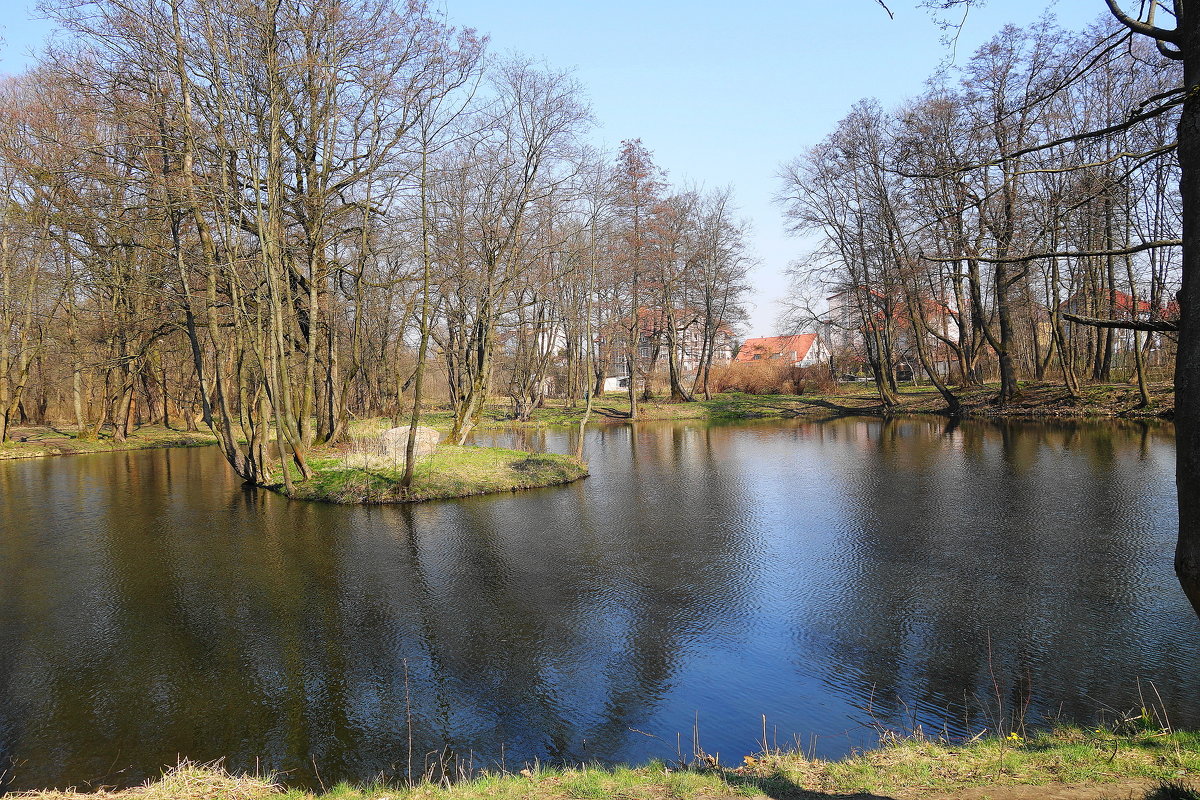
[735,334,817,364]
[1063,290,1177,319]
[1109,290,1152,314]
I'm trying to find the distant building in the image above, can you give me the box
[635,308,736,374]
[1061,289,1177,327]
[734,334,827,367]
[823,287,959,380]
[1061,289,1179,368]
[602,372,631,393]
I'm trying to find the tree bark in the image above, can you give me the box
[1174,19,1200,616]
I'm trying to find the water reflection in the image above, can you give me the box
[0,417,1195,792]
[807,418,1191,742]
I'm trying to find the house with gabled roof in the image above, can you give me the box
[1059,289,1179,372]
[1061,289,1178,324]
[735,334,827,367]
[822,286,960,380]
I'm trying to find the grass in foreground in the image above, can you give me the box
[15,727,1200,800]
[283,444,588,504]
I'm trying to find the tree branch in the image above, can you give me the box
[922,240,1181,265]
[1012,142,1176,176]
[1157,38,1185,60]
[1063,312,1178,332]
[896,96,1184,179]
[1104,0,1181,43]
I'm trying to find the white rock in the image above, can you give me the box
[379,426,440,461]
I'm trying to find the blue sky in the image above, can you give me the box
[1,0,1108,336]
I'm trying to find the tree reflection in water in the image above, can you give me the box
[0,417,1195,792]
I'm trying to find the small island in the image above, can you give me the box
[268,426,587,504]
[0,421,587,504]
[285,444,588,504]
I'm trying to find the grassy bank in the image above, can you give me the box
[0,425,216,461]
[282,444,588,504]
[17,727,1199,800]
[784,380,1176,420]
[0,380,1172,465]
[408,380,1175,433]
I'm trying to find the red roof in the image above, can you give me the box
[735,334,818,364]
[1110,290,1152,315]
[1063,290,1178,320]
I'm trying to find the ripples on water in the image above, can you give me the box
[0,416,1195,791]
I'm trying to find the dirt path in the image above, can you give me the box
[917,778,1155,799]
[685,779,1156,799]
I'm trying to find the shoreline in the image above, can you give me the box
[9,726,1198,800]
[0,427,588,507]
[417,380,1176,431]
[0,381,1174,465]
[0,425,217,461]
[278,444,588,504]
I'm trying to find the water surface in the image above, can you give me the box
[1,416,1196,791]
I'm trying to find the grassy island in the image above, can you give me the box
[0,425,587,506]
[280,444,588,504]
[16,726,1199,800]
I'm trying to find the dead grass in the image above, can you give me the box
[707,362,837,395]
[11,728,1198,800]
[282,444,588,504]
[15,761,280,800]
[0,425,217,461]
[754,727,1200,795]
[382,381,1176,435]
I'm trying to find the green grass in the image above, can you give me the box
[0,425,216,460]
[370,381,1176,437]
[3,380,1173,466]
[281,444,588,504]
[779,727,1200,794]
[14,727,1200,800]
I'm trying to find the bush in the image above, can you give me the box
[707,361,836,395]
[797,365,837,394]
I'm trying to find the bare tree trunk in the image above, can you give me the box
[1173,32,1200,616]
[403,148,435,490]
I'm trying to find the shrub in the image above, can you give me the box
[707,361,836,395]
[795,365,837,395]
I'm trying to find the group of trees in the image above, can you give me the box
[779,16,1181,415]
[0,0,750,487]
[4,0,1195,621]
[789,0,1199,618]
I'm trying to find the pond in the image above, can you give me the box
[1,416,1197,792]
